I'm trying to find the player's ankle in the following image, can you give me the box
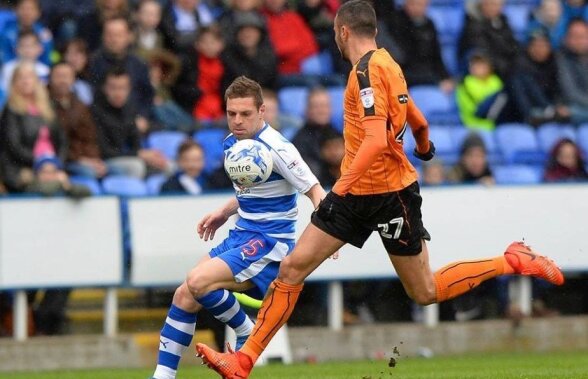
[236,351,254,369]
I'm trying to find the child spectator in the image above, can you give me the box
[134,0,166,60]
[421,158,447,186]
[544,138,588,182]
[1,30,50,92]
[0,0,53,66]
[193,25,225,122]
[221,11,278,92]
[26,155,91,198]
[0,62,65,192]
[261,0,319,78]
[456,51,505,130]
[92,67,170,179]
[62,38,94,105]
[149,49,198,133]
[160,140,206,194]
[447,133,495,185]
[48,62,109,179]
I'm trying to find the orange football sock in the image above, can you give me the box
[240,280,303,363]
[434,256,514,302]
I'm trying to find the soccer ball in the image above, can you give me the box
[224,139,273,188]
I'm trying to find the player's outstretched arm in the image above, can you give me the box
[196,197,239,241]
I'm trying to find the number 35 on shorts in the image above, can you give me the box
[377,217,404,239]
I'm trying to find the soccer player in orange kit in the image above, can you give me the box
[195,1,565,377]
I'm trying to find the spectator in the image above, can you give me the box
[316,128,343,187]
[26,155,91,197]
[511,30,567,126]
[77,0,130,52]
[217,0,264,43]
[148,49,198,133]
[392,0,454,91]
[456,51,505,130]
[527,0,567,49]
[458,0,520,79]
[262,88,302,131]
[0,0,53,66]
[297,0,339,51]
[160,0,215,54]
[48,62,109,179]
[292,87,334,175]
[134,0,166,60]
[62,38,94,105]
[193,25,225,122]
[421,158,447,186]
[0,30,50,92]
[91,67,169,178]
[221,11,278,92]
[160,140,206,194]
[556,19,588,124]
[261,0,319,78]
[89,16,154,118]
[0,62,65,193]
[544,138,588,182]
[38,0,94,51]
[447,133,495,185]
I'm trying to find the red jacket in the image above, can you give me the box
[261,8,318,75]
[194,54,224,121]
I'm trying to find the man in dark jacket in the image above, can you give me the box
[88,16,154,118]
[91,67,168,178]
[556,19,588,124]
[458,0,520,79]
[221,11,278,93]
[392,0,454,91]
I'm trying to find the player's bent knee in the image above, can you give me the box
[407,287,437,306]
[277,256,306,285]
[185,271,211,298]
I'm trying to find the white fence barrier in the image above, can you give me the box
[2,185,587,339]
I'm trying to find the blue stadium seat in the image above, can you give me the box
[409,85,459,124]
[503,4,531,39]
[577,124,588,156]
[536,123,577,153]
[278,87,309,119]
[194,128,228,175]
[429,126,459,164]
[328,86,345,132]
[69,176,102,195]
[146,174,168,195]
[441,42,459,76]
[301,50,334,75]
[427,6,464,38]
[451,127,502,164]
[102,175,149,196]
[495,123,544,164]
[0,10,16,32]
[147,131,188,160]
[493,164,542,185]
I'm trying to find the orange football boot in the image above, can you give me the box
[196,343,253,379]
[504,241,564,285]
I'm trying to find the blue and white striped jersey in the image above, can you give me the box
[223,124,319,241]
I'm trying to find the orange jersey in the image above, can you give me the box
[340,48,429,195]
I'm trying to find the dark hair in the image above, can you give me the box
[225,76,263,109]
[50,61,74,75]
[177,140,203,157]
[62,38,89,56]
[337,0,377,38]
[103,15,131,31]
[319,128,343,148]
[196,24,223,42]
[105,65,129,81]
[262,88,277,102]
[17,30,40,44]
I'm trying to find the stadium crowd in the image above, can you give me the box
[0,0,587,335]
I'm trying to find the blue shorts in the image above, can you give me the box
[209,229,294,300]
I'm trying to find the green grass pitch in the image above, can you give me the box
[1,351,587,379]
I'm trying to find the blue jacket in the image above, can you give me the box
[0,20,53,65]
